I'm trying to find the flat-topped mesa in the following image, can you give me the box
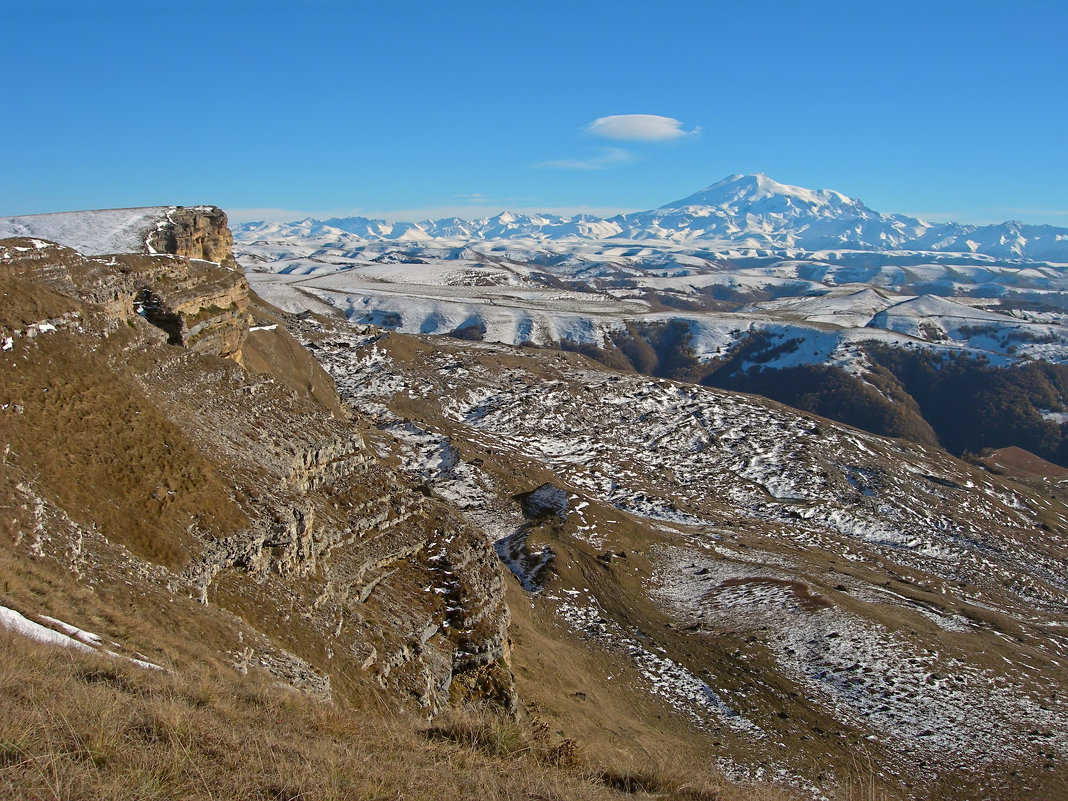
[148,206,240,271]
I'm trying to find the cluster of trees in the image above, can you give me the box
[865,345,1068,465]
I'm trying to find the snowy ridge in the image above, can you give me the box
[0,206,173,255]
[249,259,1068,371]
[234,174,1068,261]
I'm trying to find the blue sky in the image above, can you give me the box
[3,0,1066,226]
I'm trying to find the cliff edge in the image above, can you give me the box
[0,207,515,714]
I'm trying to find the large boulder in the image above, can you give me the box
[516,482,569,520]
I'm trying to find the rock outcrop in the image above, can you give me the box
[516,482,569,520]
[148,206,239,271]
[0,204,239,269]
[123,254,250,356]
[0,207,250,359]
[0,217,515,716]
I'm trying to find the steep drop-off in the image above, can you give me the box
[0,218,513,714]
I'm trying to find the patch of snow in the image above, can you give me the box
[0,604,162,670]
[0,207,173,255]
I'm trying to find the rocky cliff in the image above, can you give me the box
[0,206,250,359]
[0,218,514,714]
[148,205,240,271]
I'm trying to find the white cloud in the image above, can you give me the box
[585,114,699,142]
[536,147,635,171]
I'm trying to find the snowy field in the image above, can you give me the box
[239,228,1068,369]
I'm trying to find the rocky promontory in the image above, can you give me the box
[0,207,515,714]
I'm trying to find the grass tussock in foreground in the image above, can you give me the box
[0,630,800,801]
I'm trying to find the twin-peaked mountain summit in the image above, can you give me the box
[231,175,1068,469]
[239,173,1068,262]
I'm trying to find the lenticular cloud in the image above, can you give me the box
[585,114,698,141]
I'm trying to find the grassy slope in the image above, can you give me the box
[0,247,804,801]
[0,284,247,569]
[0,629,622,801]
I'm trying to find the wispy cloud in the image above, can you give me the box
[1002,207,1068,218]
[536,147,635,171]
[535,115,698,172]
[225,206,365,223]
[585,114,699,142]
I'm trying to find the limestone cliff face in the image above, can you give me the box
[120,254,250,357]
[137,206,248,356]
[0,206,250,359]
[148,206,239,271]
[156,351,514,712]
[0,229,515,716]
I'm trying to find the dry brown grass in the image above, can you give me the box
[2,628,765,801]
[422,703,806,801]
[0,275,80,332]
[0,292,247,568]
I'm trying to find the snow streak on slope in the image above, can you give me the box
[0,605,162,670]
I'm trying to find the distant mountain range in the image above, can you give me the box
[236,174,1068,262]
[230,175,1068,469]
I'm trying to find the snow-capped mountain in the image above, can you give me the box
[233,174,1068,374]
[232,176,1068,470]
[233,174,1068,387]
[611,173,931,249]
[234,173,1068,262]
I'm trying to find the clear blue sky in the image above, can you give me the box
[3,0,1066,226]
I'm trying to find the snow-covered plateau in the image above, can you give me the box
[234,174,1068,371]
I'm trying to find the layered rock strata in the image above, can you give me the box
[148,205,240,271]
[0,214,514,714]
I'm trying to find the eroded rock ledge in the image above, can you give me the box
[0,214,516,716]
[148,206,239,271]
